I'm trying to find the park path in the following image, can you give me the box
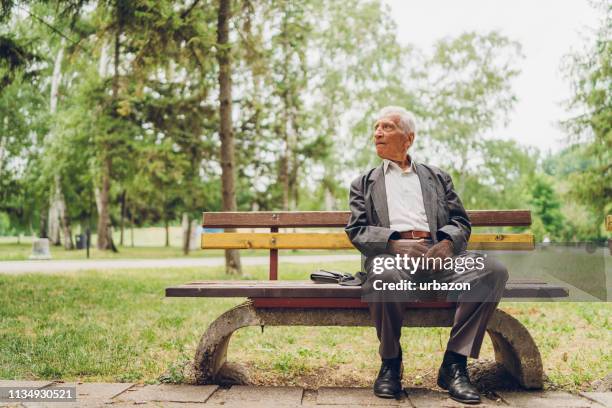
[0,380,610,407]
[0,254,360,274]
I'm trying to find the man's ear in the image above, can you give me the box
[406,132,415,148]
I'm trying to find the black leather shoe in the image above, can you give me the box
[437,362,481,404]
[373,356,403,398]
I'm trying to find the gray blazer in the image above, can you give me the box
[345,161,471,258]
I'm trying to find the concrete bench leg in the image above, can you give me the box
[486,309,543,389]
[194,302,262,385]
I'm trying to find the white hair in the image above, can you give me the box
[376,106,417,136]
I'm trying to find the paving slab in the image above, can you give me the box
[17,384,73,408]
[111,403,208,408]
[22,402,77,408]
[3,383,611,407]
[0,381,54,408]
[206,386,302,406]
[580,392,612,407]
[19,382,134,408]
[205,403,302,408]
[0,381,53,389]
[316,387,409,406]
[405,388,504,407]
[498,391,599,407]
[74,382,134,400]
[114,384,217,403]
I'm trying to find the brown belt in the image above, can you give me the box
[398,230,432,239]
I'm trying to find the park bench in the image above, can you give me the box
[166,210,569,389]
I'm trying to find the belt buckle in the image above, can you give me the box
[409,230,416,239]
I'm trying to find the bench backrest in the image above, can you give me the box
[201,210,533,279]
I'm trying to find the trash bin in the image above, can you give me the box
[75,234,87,249]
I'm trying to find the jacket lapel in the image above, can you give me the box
[415,163,438,237]
[370,164,390,228]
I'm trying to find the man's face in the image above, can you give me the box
[373,114,413,161]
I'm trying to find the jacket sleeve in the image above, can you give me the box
[436,171,471,253]
[345,175,399,257]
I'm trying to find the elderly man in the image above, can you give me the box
[345,106,508,404]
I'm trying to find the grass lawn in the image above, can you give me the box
[0,260,610,391]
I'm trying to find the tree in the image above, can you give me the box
[212,0,240,272]
[420,32,523,192]
[47,39,76,249]
[0,12,48,238]
[562,0,611,238]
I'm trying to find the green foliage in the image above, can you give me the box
[421,32,523,185]
[528,175,566,242]
[0,37,48,233]
[0,34,42,88]
[561,0,611,238]
[0,0,605,242]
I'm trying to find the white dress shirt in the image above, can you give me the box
[383,158,430,233]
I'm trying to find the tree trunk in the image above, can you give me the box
[182,212,191,255]
[217,0,241,274]
[48,197,61,246]
[130,208,134,247]
[47,43,66,247]
[277,5,301,212]
[0,120,7,180]
[119,190,126,246]
[95,15,121,252]
[279,8,290,211]
[56,175,74,250]
[165,218,170,247]
[96,157,113,250]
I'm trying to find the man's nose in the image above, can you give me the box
[374,129,383,139]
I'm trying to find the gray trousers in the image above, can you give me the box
[363,245,509,360]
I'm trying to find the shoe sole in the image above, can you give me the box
[437,377,480,405]
[374,390,403,399]
[448,395,481,404]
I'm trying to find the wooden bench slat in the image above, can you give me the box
[201,232,535,250]
[165,280,569,298]
[203,210,532,228]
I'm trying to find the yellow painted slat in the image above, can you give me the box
[606,215,612,231]
[201,232,534,250]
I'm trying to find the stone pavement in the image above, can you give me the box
[0,254,360,274]
[0,381,610,408]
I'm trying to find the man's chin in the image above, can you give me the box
[375,149,388,159]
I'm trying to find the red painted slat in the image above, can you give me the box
[250,297,455,309]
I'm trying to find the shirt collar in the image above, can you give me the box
[383,155,417,174]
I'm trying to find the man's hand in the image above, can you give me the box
[387,239,429,258]
[424,239,454,272]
